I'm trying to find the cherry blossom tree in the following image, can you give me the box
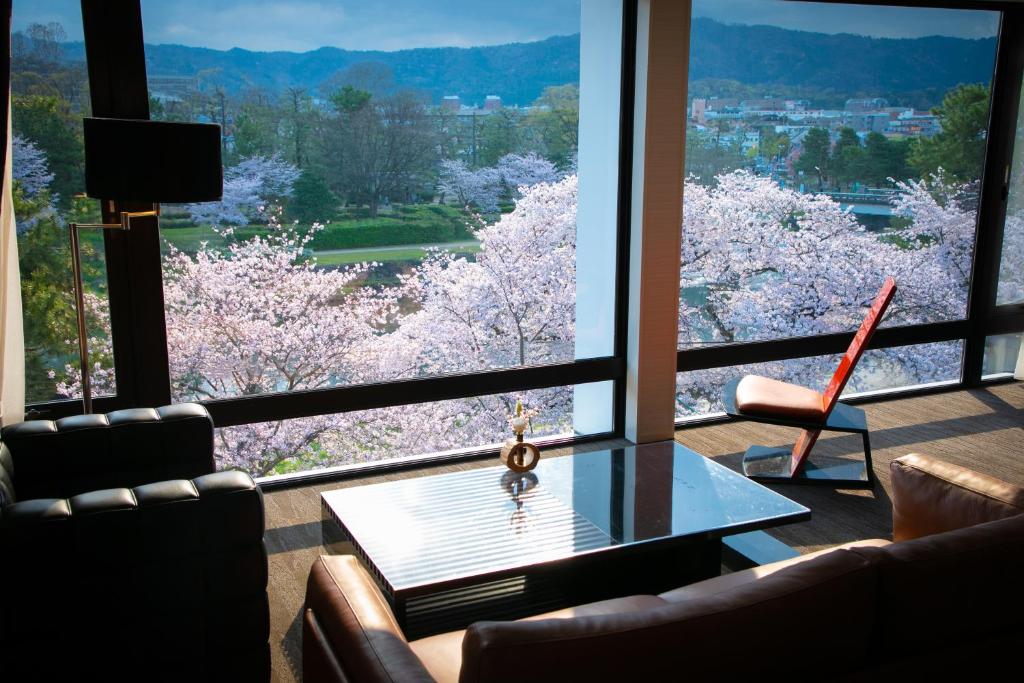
[162,222,406,474]
[49,292,117,399]
[496,153,560,193]
[386,175,579,442]
[437,153,560,213]
[398,175,576,371]
[53,168,979,474]
[437,158,501,212]
[997,210,1024,305]
[185,154,300,226]
[12,134,57,232]
[675,170,974,415]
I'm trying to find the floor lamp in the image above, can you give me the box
[71,117,222,413]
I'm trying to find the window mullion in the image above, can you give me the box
[964,8,1024,385]
[81,0,172,408]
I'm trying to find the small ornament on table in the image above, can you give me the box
[500,399,541,472]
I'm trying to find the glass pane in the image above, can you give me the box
[983,334,1022,377]
[11,3,116,403]
[140,1,622,403]
[676,341,964,419]
[680,1,999,349]
[217,382,613,479]
[997,75,1024,305]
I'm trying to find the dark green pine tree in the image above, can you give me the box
[288,170,338,224]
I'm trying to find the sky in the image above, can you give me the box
[13,0,1001,53]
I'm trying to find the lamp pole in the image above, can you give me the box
[69,207,159,413]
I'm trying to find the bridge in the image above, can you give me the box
[818,190,897,219]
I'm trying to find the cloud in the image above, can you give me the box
[13,0,581,51]
[138,0,578,52]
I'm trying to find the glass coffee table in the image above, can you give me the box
[321,441,809,638]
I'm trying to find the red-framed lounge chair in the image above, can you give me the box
[722,277,897,489]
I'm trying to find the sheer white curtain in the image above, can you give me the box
[0,107,24,427]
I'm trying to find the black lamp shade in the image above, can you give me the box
[84,117,223,203]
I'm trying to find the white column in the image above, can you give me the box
[1014,335,1024,380]
[573,0,625,435]
[623,0,690,443]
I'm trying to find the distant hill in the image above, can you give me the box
[58,18,996,109]
[62,35,581,107]
[688,18,996,108]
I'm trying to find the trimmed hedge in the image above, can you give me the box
[158,216,196,229]
[307,204,475,250]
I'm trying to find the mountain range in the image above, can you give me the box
[59,18,997,108]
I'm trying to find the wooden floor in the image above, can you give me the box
[262,382,1024,682]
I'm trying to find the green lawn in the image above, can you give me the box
[158,225,236,253]
[78,224,237,254]
[310,244,481,266]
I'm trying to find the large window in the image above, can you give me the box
[677,341,963,418]
[218,382,613,478]
[13,1,1024,483]
[998,68,1024,306]
[676,0,1002,419]
[9,3,115,405]
[22,0,627,478]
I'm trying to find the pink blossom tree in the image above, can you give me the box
[437,153,560,213]
[437,159,501,212]
[50,292,117,399]
[387,176,580,444]
[12,135,57,232]
[496,153,560,193]
[676,170,974,415]
[185,155,300,226]
[998,211,1024,305]
[162,223,407,475]
[53,168,982,474]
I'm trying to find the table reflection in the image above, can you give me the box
[501,470,539,536]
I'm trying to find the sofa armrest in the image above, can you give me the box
[304,555,435,683]
[0,403,214,500]
[0,443,13,509]
[890,453,1024,542]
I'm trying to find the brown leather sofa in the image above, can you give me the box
[303,453,1024,682]
[0,404,270,682]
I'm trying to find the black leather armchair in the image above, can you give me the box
[0,404,270,682]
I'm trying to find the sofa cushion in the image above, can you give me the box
[458,549,876,683]
[890,454,1024,541]
[850,512,1024,656]
[659,538,891,603]
[410,594,668,683]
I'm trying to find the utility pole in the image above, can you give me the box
[471,111,478,168]
[217,88,227,157]
[288,87,305,168]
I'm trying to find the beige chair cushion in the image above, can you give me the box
[409,594,667,683]
[660,538,891,604]
[735,375,826,421]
